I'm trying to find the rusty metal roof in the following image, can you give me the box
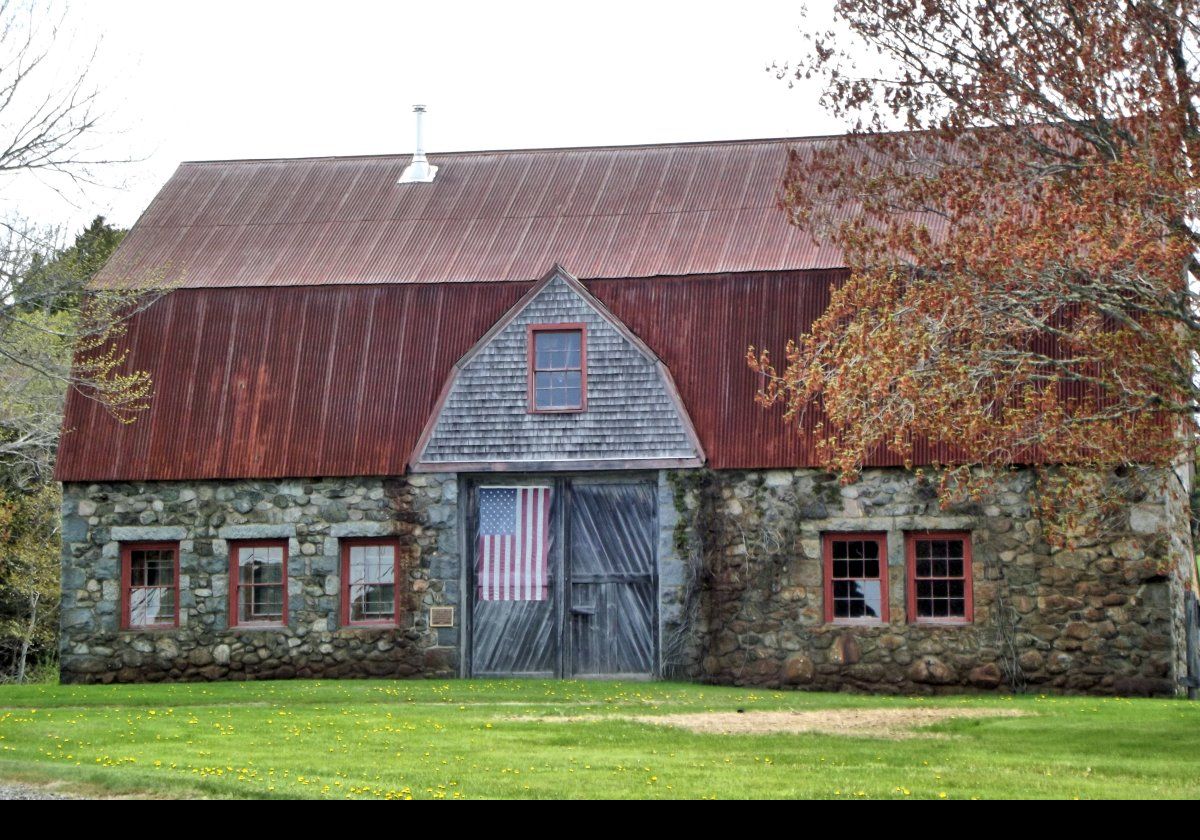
[55,271,962,482]
[98,137,850,288]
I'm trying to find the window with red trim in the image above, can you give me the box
[230,541,288,627]
[528,324,586,412]
[823,533,889,623]
[906,532,973,623]
[122,543,180,629]
[341,539,401,626]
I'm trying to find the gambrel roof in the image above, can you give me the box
[56,137,964,482]
[96,137,851,289]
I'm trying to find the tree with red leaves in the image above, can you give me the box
[751,0,1200,540]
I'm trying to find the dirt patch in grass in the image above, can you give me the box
[634,707,1027,738]
[523,707,1027,739]
[0,776,163,800]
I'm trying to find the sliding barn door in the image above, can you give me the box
[567,481,657,678]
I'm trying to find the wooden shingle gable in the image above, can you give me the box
[409,265,705,472]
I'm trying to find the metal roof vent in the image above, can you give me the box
[398,104,438,183]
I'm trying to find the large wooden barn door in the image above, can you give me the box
[469,484,560,677]
[566,481,658,678]
[467,477,658,679]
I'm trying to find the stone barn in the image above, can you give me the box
[55,135,1197,694]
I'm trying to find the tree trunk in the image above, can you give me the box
[15,590,39,684]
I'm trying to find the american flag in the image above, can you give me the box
[477,486,551,601]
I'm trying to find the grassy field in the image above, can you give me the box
[0,679,1197,799]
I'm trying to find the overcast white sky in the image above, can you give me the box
[7,0,842,232]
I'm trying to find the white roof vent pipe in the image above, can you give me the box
[398,104,438,183]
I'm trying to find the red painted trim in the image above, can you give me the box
[228,540,289,628]
[821,532,889,625]
[904,531,974,624]
[527,322,587,413]
[340,537,403,628]
[120,542,180,630]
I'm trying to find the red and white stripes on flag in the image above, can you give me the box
[476,486,551,602]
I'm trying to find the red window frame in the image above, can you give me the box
[527,323,587,413]
[822,532,890,624]
[905,531,974,624]
[340,538,402,628]
[228,540,289,628]
[121,542,181,630]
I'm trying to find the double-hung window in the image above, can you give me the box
[528,324,586,412]
[341,539,401,626]
[906,532,973,623]
[122,543,180,629]
[229,541,288,627]
[823,533,889,623]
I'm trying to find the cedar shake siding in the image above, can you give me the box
[414,269,703,471]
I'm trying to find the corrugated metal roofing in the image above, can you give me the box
[97,137,850,288]
[57,271,954,481]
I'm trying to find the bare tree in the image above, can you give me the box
[0,1,160,485]
[0,0,118,189]
[0,1,161,681]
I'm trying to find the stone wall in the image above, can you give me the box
[59,465,1194,694]
[673,466,1193,696]
[59,475,460,683]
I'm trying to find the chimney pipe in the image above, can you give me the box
[398,104,438,183]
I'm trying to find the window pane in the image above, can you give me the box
[375,547,395,583]
[240,583,284,623]
[535,370,582,409]
[131,549,176,587]
[535,330,582,370]
[349,546,368,584]
[859,581,882,617]
[130,587,164,626]
[239,545,284,584]
[254,563,283,584]
[239,545,284,568]
[350,584,396,621]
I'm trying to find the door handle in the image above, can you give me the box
[571,605,596,616]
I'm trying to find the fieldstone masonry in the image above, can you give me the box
[671,466,1194,695]
[59,475,460,683]
[60,465,1195,695]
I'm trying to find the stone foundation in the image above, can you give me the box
[60,465,1195,695]
[59,475,460,683]
[672,466,1194,695]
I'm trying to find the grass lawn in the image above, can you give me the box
[0,679,1197,799]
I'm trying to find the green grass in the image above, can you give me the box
[0,679,1197,799]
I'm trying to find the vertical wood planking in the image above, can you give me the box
[466,476,660,679]
[567,480,658,677]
